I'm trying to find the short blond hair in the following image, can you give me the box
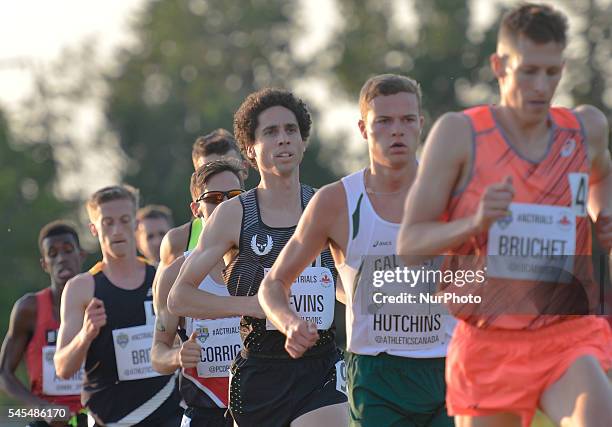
[359,74,422,119]
[86,185,139,221]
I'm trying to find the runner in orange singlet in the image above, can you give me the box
[398,3,612,427]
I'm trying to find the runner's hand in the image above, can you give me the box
[179,331,201,369]
[285,320,318,359]
[81,298,106,343]
[472,176,514,233]
[595,209,612,251]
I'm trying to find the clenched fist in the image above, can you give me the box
[285,320,318,359]
[472,176,515,233]
[81,298,106,343]
[179,331,201,369]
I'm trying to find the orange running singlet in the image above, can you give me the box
[443,105,593,329]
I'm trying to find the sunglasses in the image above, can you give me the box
[195,189,243,205]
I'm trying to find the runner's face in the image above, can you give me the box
[498,37,564,123]
[91,199,137,259]
[198,170,243,220]
[41,234,83,286]
[251,106,304,175]
[361,92,422,167]
[135,217,170,263]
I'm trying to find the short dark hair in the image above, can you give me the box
[86,185,139,221]
[136,205,173,226]
[499,3,568,47]
[38,220,80,255]
[233,88,312,169]
[191,129,240,166]
[190,159,245,201]
[359,74,422,118]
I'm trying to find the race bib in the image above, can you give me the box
[488,203,575,282]
[112,324,161,381]
[568,173,588,217]
[144,300,155,325]
[41,346,84,396]
[359,255,448,351]
[264,267,335,330]
[335,359,347,396]
[189,317,242,378]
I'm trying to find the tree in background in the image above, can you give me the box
[0,109,74,337]
[105,0,338,222]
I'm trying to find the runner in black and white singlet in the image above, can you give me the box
[152,159,246,427]
[259,75,455,426]
[169,88,347,426]
[55,185,182,426]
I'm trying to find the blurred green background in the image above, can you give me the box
[1,1,610,425]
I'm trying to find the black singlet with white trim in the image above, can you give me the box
[224,185,337,358]
[82,263,179,423]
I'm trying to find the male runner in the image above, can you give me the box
[169,88,348,426]
[55,185,182,426]
[136,205,173,266]
[258,74,454,426]
[398,4,612,427]
[152,159,245,427]
[0,221,87,427]
[160,129,248,267]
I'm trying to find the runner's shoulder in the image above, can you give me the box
[212,195,244,225]
[425,112,473,163]
[574,105,609,147]
[63,272,95,301]
[307,181,347,216]
[161,222,191,262]
[12,293,38,324]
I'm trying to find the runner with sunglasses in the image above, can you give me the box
[158,129,248,271]
[169,88,348,426]
[152,159,245,427]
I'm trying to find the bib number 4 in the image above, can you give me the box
[569,173,588,217]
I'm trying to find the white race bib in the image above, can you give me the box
[488,203,575,282]
[41,346,84,396]
[112,324,160,381]
[568,173,588,217]
[264,267,335,330]
[335,359,347,396]
[189,317,242,378]
[144,300,155,325]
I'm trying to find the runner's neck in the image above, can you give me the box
[494,104,552,146]
[365,161,416,195]
[257,170,302,211]
[99,255,146,290]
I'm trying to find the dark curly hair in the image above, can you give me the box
[233,88,312,169]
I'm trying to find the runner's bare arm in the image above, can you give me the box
[259,185,342,333]
[0,295,50,405]
[159,225,189,267]
[399,113,484,262]
[336,276,346,305]
[578,106,612,247]
[152,256,184,374]
[168,199,262,319]
[54,274,98,379]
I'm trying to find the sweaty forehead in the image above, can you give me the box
[256,106,298,130]
[138,217,170,231]
[500,35,564,65]
[97,198,136,219]
[42,233,77,250]
[368,92,419,117]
